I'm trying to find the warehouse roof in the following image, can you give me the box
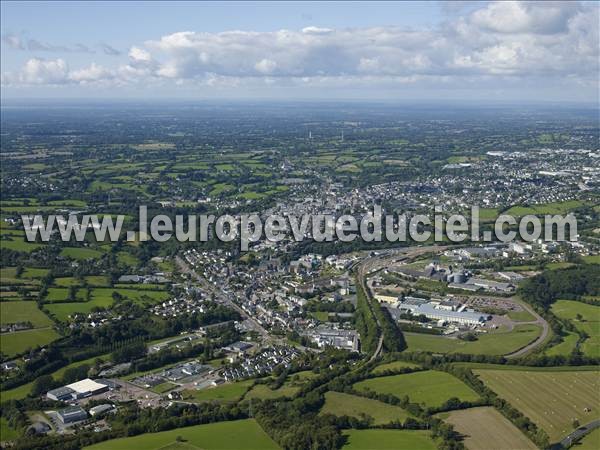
[66,378,107,394]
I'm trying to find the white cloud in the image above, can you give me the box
[255,58,277,74]
[129,46,153,63]
[20,58,69,84]
[302,26,333,35]
[1,1,597,98]
[470,1,578,34]
[69,63,112,83]
[2,33,25,49]
[2,33,95,53]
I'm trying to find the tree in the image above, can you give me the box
[32,374,56,396]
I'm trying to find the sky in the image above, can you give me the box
[1,1,598,102]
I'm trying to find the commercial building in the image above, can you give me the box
[66,378,110,398]
[305,327,359,351]
[396,297,487,326]
[88,404,115,417]
[47,386,76,402]
[374,293,399,304]
[46,378,110,402]
[57,406,87,424]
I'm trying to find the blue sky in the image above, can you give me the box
[1,1,598,101]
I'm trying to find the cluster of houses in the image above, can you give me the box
[220,345,300,382]
[132,360,211,387]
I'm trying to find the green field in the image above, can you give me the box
[54,276,110,287]
[504,200,584,217]
[0,328,60,357]
[0,417,20,441]
[0,238,43,253]
[582,255,600,265]
[577,428,600,450]
[244,383,298,400]
[0,301,53,328]
[341,429,436,450]
[545,331,580,356]
[441,407,536,450]
[45,287,87,302]
[117,251,140,267]
[45,287,169,321]
[551,300,599,358]
[60,247,104,260]
[404,324,542,355]
[0,267,49,280]
[478,208,500,222]
[85,419,278,450]
[151,382,178,394]
[182,380,253,403]
[475,369,600,442]
[320,391,410,425]
[507,310,535,322]
[354,370,479,408]
[371,360,421,374]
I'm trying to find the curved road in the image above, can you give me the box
[503,299,549,359]
[175,256,270,339]
[559,419,600,449]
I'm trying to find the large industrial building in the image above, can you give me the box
[46,378,110,402]
[395,297,487,326]
[57,406,87,424]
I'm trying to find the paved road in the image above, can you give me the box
[175,256,270,339]
[559,419,600,449]
[503,299,550,359]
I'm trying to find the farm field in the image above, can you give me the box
[475,369,600,442]
[551,300,599,358]
[45,287,169,321]
[577,428,600,450]
[582,255,600,265]
[150,382,178,394]
[404,324,542,355]
[320,391,410,425]
[341,429,436,450]
[85,419,278,450]
[244,370,319,400]
[60,247,104,260]
[545,332,579,356]
[507,309,535,322]
[54,276,110,287]
[504,200,585,217]
[0,267,49,280]
[0,301,53,328]
[244,383,298,400]
[0,237,43,253]
[0,417,20,441]
[371,360,421,374]
[441,406,537,450]
[353,370,479,408]
[0,328,60,357]
[182,380,253,403]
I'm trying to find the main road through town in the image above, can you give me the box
[175,255,270,339]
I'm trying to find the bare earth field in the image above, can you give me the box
[442,406,537,450]
[475,369,600,443]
